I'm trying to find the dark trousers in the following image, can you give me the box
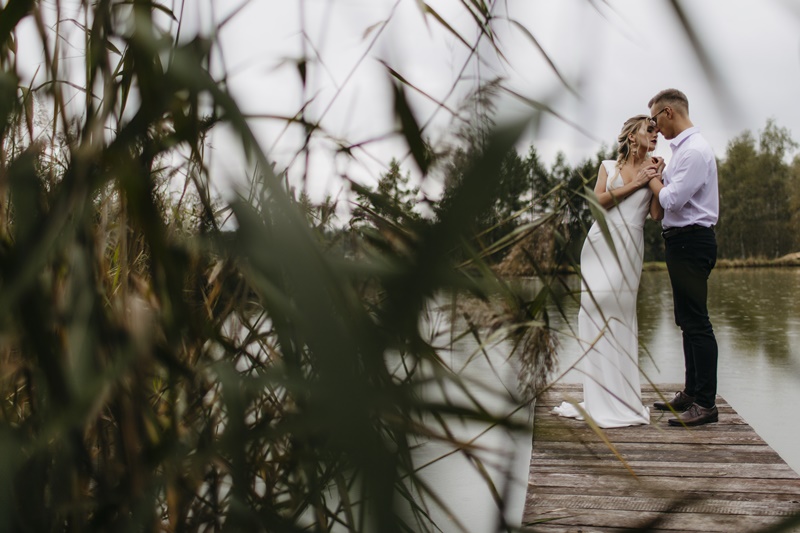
[664,227,718,408]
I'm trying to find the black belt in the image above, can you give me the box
[661,224,712,239]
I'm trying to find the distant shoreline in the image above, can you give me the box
[643,253,800,271]
[506,254,800,278]
[547,255,800,276]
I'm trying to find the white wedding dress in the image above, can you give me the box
[553,160,651,428]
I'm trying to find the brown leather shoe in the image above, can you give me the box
[653,391,695,412]
[668,403,718,427]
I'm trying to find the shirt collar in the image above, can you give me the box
[670,126,699,150]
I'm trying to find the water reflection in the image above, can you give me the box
[411,303,532,533]
[542,269,800,372]
[711,268,800,362]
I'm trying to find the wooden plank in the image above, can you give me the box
[530,472,800,495]
[524,526,675,533]
[523,526,674,533]
[530,461,800,479]
[533,425,764,444]
[537,412,746,424]
[523,510,785,532]
[529,485,800,504]
[532,442,786,464]
[524,384,800,532]
[529,493,800,516]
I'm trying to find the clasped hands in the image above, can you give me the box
[634,156,665,187]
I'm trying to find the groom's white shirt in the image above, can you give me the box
[659,126,719,229]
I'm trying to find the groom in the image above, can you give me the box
[646,89,720,427]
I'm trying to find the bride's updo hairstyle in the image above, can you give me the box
[615,114,651,168]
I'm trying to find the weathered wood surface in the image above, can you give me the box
[524,384,800,532]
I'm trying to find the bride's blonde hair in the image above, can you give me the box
[615,115,651,168]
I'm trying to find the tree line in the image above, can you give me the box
[353,118,800,266]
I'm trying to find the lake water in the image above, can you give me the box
[412,268,800,532]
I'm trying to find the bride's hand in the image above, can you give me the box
[641,157,665,184]
[634,166,657,187]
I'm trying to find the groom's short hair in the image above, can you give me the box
[648,89,689,115]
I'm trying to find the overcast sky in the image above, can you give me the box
[189,0,800,205]
[16,0,800,207]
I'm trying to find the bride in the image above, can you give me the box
[553,115,664,428]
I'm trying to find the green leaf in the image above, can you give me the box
[393,82,430,175]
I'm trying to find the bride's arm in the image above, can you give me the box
[592,165,611,207]
[648,158,666,220]
[594,164,653,209]
[649,182,664,220]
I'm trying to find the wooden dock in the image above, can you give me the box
[524,384,800,532]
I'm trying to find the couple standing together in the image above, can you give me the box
[553,88,720,428]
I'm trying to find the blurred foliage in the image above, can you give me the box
[0,1,561,532]
[0,1,798,532]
